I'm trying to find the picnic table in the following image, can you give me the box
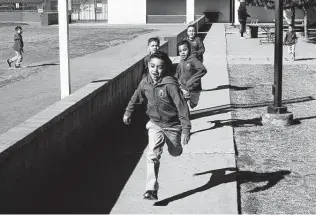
[247,22,275,45]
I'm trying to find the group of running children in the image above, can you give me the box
[123,24,207,201]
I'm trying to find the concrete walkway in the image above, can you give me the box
[110,24,238,214]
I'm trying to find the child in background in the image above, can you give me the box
[183,25,205,62]
[142,36,160,78]
[283,25,298,61]
[7,26,24,68]
[175,40,207,109]
[123,51,191,200]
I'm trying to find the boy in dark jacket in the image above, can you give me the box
[123,51,191,200]
[238,0,251,39]
[283,25,298,61]
[7,26,24,68]
[183,25,205,62]
[175,40,207,109]
[142,36,160,78]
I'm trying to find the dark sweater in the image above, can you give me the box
[13,33,23,52]
[183,36,205,62]
[284,31,298,45]
[175,55,207,92]
[124,75,191,134]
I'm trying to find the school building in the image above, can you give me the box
[107,0,316,25]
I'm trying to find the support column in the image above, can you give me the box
[234,0,239,25]
[58,0,71,99]
[186,0,195,24]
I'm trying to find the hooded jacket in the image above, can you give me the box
[184,36,205,62]
[124,75,191,134]
[175,55,207,92]
[283,31,298,45]
[13,33,23,52]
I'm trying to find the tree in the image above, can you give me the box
[244,0,316,38]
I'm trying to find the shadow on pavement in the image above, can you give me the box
[27,63,59,68]
[202,84,253,92]
[154,168,290,206]
[191,117,263,135]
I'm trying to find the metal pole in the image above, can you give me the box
[268,0,287,114]
[58,0,71,99]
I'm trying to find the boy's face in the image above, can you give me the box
[179,44,189,60]
[187,27,196,39]
[148,58,164,82]
[148,41,159,54]
[288,26,293,31]
[17,29,23,34]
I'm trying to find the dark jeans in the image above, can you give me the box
[239,19,247,37]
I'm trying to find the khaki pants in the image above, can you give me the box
[181,88,201,109]
[145,121,183,191]
[288,44,296,55]
[10,51,23,66]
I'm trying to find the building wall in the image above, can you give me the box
[107,0,146,24]
[147,0,185,15]
[195,0,231,22]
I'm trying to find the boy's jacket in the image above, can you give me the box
[124,75,191,134]
[175,55,207,92]
[184,36,205,62]
[284,31,298,45]
[13,33,23,52]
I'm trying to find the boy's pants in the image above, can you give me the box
[288,44,296,55]
[181,89,201,109]
[10,51,23,66]
[145,121,183,191]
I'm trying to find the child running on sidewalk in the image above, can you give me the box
[175,40,207,109]
[7,26,24,68]
[123,51,191,200]
[183,25,205,62]
[142,36,160,78]
[283,25,298,61]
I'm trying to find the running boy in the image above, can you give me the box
[183,25,205,62]
[7,26,24,68]
[175,40,207,109]
[142,36,160,78]
[283,25,298,61]
[123,51,191,200]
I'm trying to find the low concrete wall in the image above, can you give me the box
[0,11,41,22]
[0,41,168,213]
[164,15,206,56]
[40,12,72,26]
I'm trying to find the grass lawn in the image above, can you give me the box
[228,64,316,213]
[0,23,155,85]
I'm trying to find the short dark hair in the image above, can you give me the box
[149,51,172,75]
[15,26,22,31]
[148,36,160,46]
[187,25,196,32]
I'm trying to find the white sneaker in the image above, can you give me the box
[240,37,245,39]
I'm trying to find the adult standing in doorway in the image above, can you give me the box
[238,0,250,39]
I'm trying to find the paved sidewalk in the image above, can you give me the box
[110,24,238,214]
[0,24,186,134]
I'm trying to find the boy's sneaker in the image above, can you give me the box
[15,65,21,69]
[6,59,11,67]
[143,190,158,200]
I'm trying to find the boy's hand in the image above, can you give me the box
[123,115,131,125]
[182,89,190,99]
[181,133,190,145]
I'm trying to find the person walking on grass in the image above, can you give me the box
[123,51,191,200]
[283,25,298,61]
[175,40,207,109]
[7,26,24,69]
[183,25,205,63]
[238,0,251,39]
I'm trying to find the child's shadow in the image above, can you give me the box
[154,168,290,206]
